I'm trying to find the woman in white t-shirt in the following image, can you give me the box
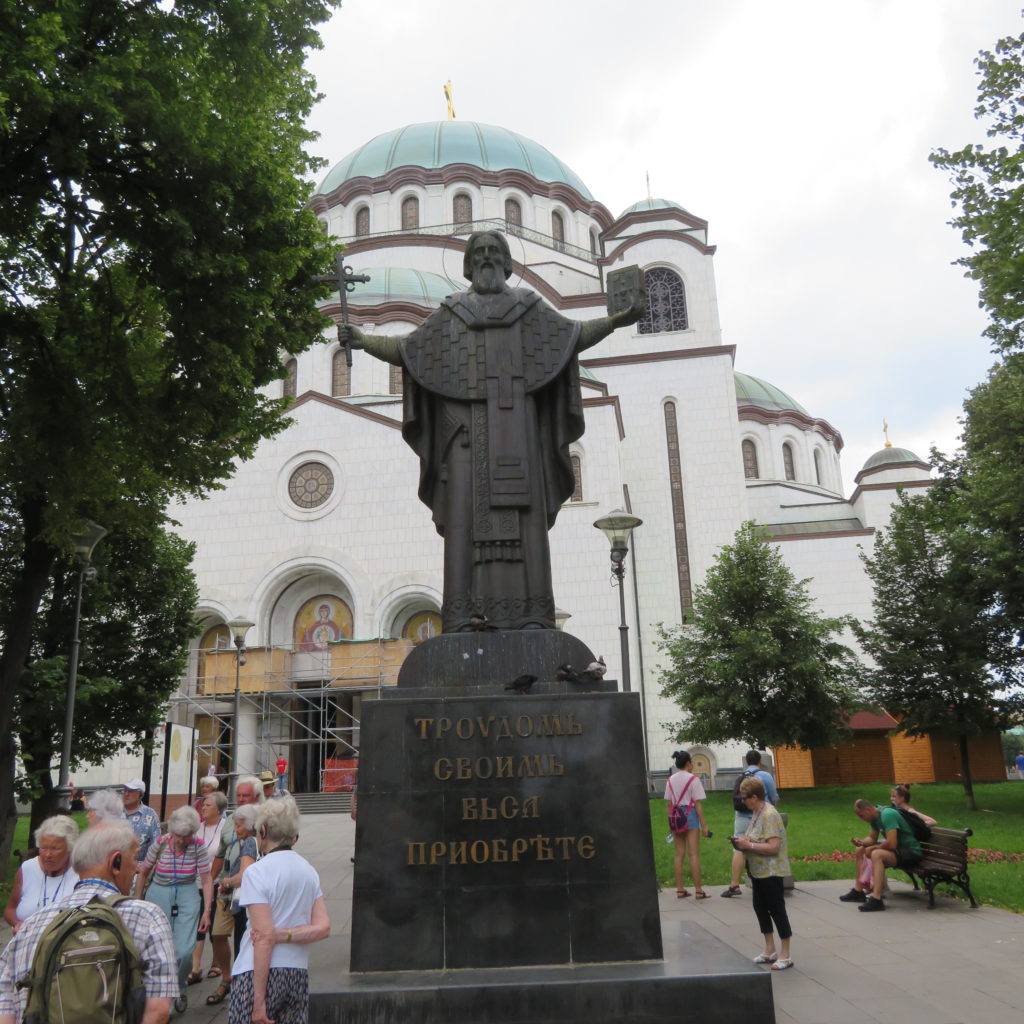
[3,816,80,931]
[228,796,330,1024]
[664,750,711,899]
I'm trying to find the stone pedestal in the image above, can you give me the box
[350,686,661,971]
[313,922,775,1024]
[396,629,602,690]
[335,629,776,1023]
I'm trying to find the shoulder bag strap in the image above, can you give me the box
[671,775,696,811]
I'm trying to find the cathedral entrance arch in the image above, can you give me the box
[688,748,716,790]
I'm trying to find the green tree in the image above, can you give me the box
[0,0,338,864]
[15,522,199,834]
[1001,730,1024,770]
[955,357,1024,629]
[657,522,862,751]
[931,21,1024,633]
[856,489,1024,811]
[931,22,1024,355]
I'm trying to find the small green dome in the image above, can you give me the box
[619,197,689,217]
[862,446,927,471]
[321,268,461,309]
[318,121,593,199]
[734,372,808,416]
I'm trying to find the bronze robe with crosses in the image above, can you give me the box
[400,286,584,631]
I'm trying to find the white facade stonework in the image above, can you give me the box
[169,121,931,790]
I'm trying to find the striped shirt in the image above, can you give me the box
[0,880,179,1019]
[144,835,212,886]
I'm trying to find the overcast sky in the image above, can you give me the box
[304,0,1019,492]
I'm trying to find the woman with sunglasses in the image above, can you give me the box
[731,775,793,971]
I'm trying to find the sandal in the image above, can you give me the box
[186,971,203,986]
[206,983,231,1005]
[771,958,794,971]
[753,953,777,964]
[206,967,222,979]
[694,890,711,899]
[676,889,690,898]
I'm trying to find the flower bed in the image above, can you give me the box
[795,848,1024,865]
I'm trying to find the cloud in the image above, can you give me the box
[305,0,1018,496]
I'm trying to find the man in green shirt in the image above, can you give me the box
[839,798,922,912]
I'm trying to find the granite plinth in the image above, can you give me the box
[350,690,661,972]
[311,922,775,1024]
[396,630,599,689]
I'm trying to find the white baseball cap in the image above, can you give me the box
[123,778,146,793]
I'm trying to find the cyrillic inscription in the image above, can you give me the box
[406,835,596,866]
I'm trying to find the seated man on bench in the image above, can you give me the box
[840,798,922,912]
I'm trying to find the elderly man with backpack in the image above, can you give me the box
[721,750,780,897]
[0,822,178,1024]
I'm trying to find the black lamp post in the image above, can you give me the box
[56,520,108,811]
[593,511,643,692]
[226,617,254,801]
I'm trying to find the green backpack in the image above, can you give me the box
[17,894,148,1024]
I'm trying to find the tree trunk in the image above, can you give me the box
[0,499,56,868]
[958,733,977,812]
[27,739,61,837]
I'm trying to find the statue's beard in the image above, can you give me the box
[472,263,505,294]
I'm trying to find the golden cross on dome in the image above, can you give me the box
[646,171,652,200]
[444,81,456,121]
[883,418,892,448]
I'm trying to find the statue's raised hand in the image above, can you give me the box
[611,285,647,328]
[338,323,367,349]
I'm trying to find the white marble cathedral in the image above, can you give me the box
[169,119,932,795]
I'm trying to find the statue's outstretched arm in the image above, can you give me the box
[576,316,616,352]
[573,280,643,352]
[576,293,646,352]
[338,324,404,365]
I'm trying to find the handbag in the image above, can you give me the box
[668,775,696,834]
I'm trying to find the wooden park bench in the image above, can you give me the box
[902,826,978,908]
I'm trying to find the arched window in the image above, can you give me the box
[782,442,796,481]
[638,267,688,334]
[453,193,472,226]
[355,205,369,236]
[813,448,824,486]
[590,229,600,255]
[551,210,565,246]
[389,363,403,394]
[570,454,583,502]
[283,358,297,399]
[401,195,419,230]
[742,439,759,480]
[504,197,522,230]
[332,349,351,397]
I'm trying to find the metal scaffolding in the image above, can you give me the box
[168,636,412,792]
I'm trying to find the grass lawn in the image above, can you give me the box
[650,781,1024,913]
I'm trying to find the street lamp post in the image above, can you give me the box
[226,618,254,802]
[593,511,643,693]
[56,520,108,811]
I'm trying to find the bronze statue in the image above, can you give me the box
[342,230,644,631]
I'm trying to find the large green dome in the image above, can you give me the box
[317,121,593,199]
[734,372,808,416]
